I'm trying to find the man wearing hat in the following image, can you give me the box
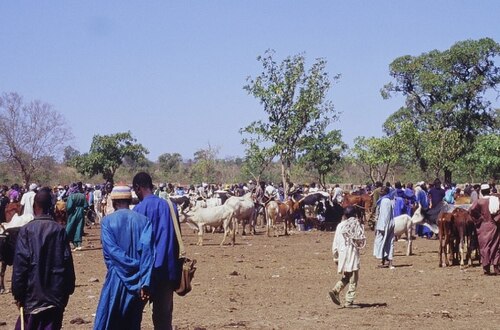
[94,185,153,329]
[469,183,500,275]
[20,183,37,216]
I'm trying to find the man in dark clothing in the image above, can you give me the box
[12,187,76,330]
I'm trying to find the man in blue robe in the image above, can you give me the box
[373,187,395,269]
[93,185,153,330]
[133,172,180,330]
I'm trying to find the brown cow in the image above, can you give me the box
[4,202,21,223]
[54,200,67,226]
[438,211,454,267]
[342,193,369,222]
[449,208,476,268]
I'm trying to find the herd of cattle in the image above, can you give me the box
[0,187,491,294]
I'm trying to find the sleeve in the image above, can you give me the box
[11,228,30,302]
[332,226,341,259]
[61,229,76,296]
[139,219,154,289]
[66,195,75,213]
[101,221,141,292]
[468,200,482,225]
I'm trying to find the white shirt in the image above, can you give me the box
[332,187,343,203]
[332,217,364,273]
[20,190,36,216]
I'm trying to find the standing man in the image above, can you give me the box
[65,183,88,251]
[329,206,366,307]
[427,178,446,227]
[469,183,500,275]
[94,185,153,329]
[373,186,395,269]
[20,183,37,216]
[12,187,75,330]
[133,172,180,330]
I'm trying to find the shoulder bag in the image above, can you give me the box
[166,199,197,296]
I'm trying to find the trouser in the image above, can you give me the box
[152,281,174,330]
[333,270,358,305]
[15,308,64,330]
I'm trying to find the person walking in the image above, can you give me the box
[469,183,500,275]
[373,186,395,269]
[133,172,180,330]
[93,185,153,330]
[12,187,75,330]
[329,206,366,308]
[65,183,88,250]
[20,183,37,216]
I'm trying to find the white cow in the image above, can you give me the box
[265,200,280,237]
[393,205,425,256]
[0,213,34,234]
[179,205,235,246]
[225,193,256,235]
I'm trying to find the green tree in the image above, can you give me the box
[462,134,500,181]
[190,144,220,183]
[381,38,500,183]
[242,50,340,197]
[63,146,80,165]
[297,129,346,188]
[72,131,148,184]
[0,92,72,187]
[350,136,400,184]
[240,140,275,184]
[158,153,182,177]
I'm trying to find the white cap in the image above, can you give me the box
[29,183,38,191]
[480,183,490,190]
[416,181,425,187]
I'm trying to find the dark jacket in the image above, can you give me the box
[12,215,75,313]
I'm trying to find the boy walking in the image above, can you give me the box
[329,206,366,308]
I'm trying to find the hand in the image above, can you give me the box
[140,287,150,301]
[15,300,23,309]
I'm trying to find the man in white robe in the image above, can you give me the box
[373,186,395,269]
[329,206,366,307]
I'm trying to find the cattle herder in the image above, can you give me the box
[93,185,153,329]
[329,206,366,308]
[469,183,500,275]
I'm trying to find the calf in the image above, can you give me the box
[265,200,280,237]
[179,205,235,246]
[438,211,454,267]
[449,208,476,269]
[393,204,424,256]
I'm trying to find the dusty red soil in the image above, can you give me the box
[1,223,499,329]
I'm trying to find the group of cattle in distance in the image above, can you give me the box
[1,188,486,294]
[171,189,376,246]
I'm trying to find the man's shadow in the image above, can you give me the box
[353,302,388,308]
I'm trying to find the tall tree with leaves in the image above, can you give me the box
[190,144,220,184]
[71,131,148,184]
[297,129,346,188]
[0,92,72,187]
[381,38,500,183]
[242,50,340,197]
[351,136,400,184]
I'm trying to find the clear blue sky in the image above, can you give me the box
[1,1,499,160]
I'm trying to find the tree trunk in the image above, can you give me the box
[444,168,452,185]
[281,159,291,199]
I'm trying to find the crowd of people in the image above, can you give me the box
[4,173,181,330]
[2,175,498,326]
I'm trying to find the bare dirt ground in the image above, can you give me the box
[1,223,499,330]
